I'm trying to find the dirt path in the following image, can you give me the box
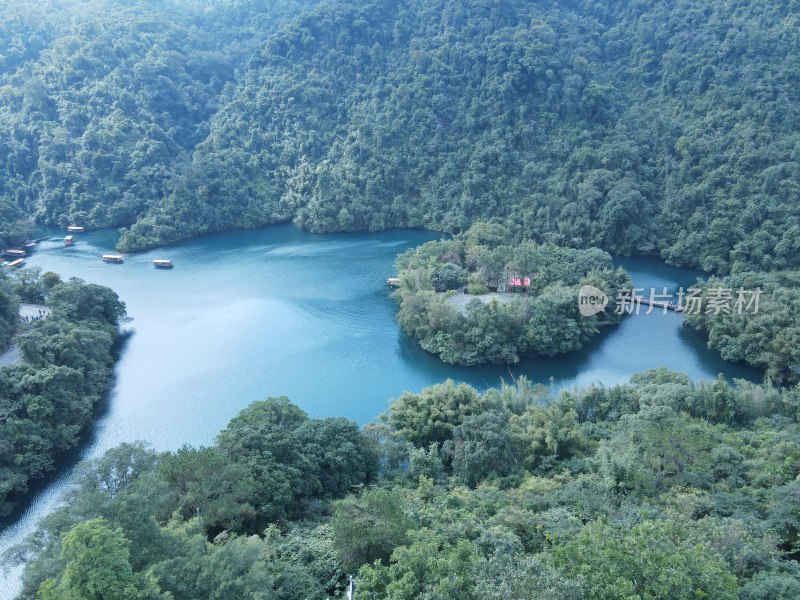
[19,303,49,321]
[0,304,49,367]
[446,292,519,314]
[0,343,20,366]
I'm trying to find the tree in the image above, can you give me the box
[48,278,127,326]
[431,262,467,292]
[552,519,738,600]
[332,488,410,572]
[159,446,259,534]
[450,411,516,486]
[357,529,477,600]
[12,267,46,304]
[0,278,123,516]
[392,227,631,365]
[472,553,583,600]
[520,400,585,469]
[0,277,19,349]
[38,518,169,600]
[76,442,158,500]
[383,380,484,447]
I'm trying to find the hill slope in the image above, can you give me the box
[0,0,316,243]
[0,0,797,273]
[118,0,800,276]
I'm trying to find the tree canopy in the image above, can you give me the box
[392,223,631,364]
[684,271,800,386]
[0,0,796,279]
[8,373,800,599]
[115,0,800,277]
[0,273,125,517]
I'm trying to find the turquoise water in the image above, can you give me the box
[0,226,761,597]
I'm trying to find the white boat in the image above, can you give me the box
[4,258,25,268]
[152,259,174,268]
[102,254,124,264]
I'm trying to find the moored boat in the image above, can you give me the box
[67,226,85,233]
[152,259,174,268]
[102,254,124,264]
[4,249,26,258]
[4,258,25,268]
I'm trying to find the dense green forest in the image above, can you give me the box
[685,271,800,387]
[2,0,800,596]
[0,271,125,517]
[0,0,795,276]
[392,222,630,364]
[0,0,317,247]
[1,0,797,380]
[110,0,800,272]
[5,373,800,599]
[0,272,20,352]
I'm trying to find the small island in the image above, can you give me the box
[392,223,631,365]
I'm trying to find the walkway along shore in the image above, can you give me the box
[0,304,50,366]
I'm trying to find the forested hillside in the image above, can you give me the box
[0,0,797,274]
[3,2,800,597]
[684,270,800,386]
[8,374,800,599]
[114,0,799,275]
[0,0,316,246]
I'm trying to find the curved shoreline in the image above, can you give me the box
[0,227,762,600]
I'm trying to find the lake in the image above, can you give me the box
[0,225,761,598]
